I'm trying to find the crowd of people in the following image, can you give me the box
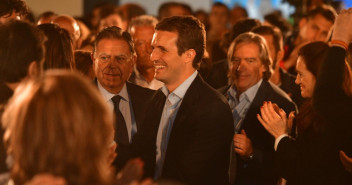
[0,0,352,185]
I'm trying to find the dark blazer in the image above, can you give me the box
[125,82,155,132]
[220,80,297,185]
[94,79,155,169]
[118,74,234,185]
[94,79,155,133]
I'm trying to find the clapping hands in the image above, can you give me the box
[257,101,295,139]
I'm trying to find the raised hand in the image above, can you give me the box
[332,8,352,44]
[257,101,294,139]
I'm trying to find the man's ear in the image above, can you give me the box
[91,52,96,68]
[299,17,307,29]
[131,55,137,67]
[27,61,39,79]
[184,49,196,64]
[276,50,284,64]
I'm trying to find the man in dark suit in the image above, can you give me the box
[222,32,297,185]
[118,16,234,185]
[252,25,304,108]
[91,26,154,149]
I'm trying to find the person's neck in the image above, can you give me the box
[104,85,123,95]
[137,65,155,83]
[166,69,195,93]
[294,35,303,47]
[270,65,281,85]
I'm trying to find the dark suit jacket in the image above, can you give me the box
[220,80,297,185]
[94,79,155,169]
[118,74,234,185]
[94,79,154,133]
[125,82,155,132]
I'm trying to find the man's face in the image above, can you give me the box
[209,6,229,29]
[151,31,187,89]
[0,10,20,24]
[99,14,124,31]
[295,57,316,98]
[261,34,277,69]
[130,25,155,69]
[229,42,266,94]
[93,39,135,94]
[299,14,333,42]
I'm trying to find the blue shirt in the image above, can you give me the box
[154,71,198,178]
[227,79,262,133]
[97,81,136,142]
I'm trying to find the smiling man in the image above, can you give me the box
[221,32,296,185]
[92,26,154,150]
[118,16,234,185]
[128,15,163,90]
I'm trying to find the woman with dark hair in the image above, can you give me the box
[257,41,352,185]
[38,23,75,70]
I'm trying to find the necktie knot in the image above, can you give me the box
[112,95,122,106]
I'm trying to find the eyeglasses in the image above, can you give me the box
[98,55,131,64]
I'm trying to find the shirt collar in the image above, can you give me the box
[161,70,198,104]
[97,80,129,102]
[228,79,263,103]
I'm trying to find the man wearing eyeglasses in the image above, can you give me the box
[92,26,154,151]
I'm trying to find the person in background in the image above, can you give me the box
[258,40,352,184]
[157,2,192,20]
[74,50,95,80]
[117,3,146,32]
[128,15,163,90]
[0,0,27,24]
[91,26,154,173]
[221,32,296,185]
[36,11,57,25]
[314,8,352,181]
[252,25,304,108]
[38,23,75,70]
[282,5,336,74]
[52,15,81,49]
[0,20,45,175]
[200,18,261,89]
[230,5,248,27]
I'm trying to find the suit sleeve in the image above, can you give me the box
[313,46,349,121]
[313,46,352,155]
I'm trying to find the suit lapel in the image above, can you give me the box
[126,82,142,130]
[170,75,202,133]
[241,81,270,130]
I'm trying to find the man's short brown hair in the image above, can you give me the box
[155,15,205,69]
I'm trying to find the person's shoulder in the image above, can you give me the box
[126,82,155,95]
[262,81,297,109]
[193,76,229,106]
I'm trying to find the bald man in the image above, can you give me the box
[52,15,81,49]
